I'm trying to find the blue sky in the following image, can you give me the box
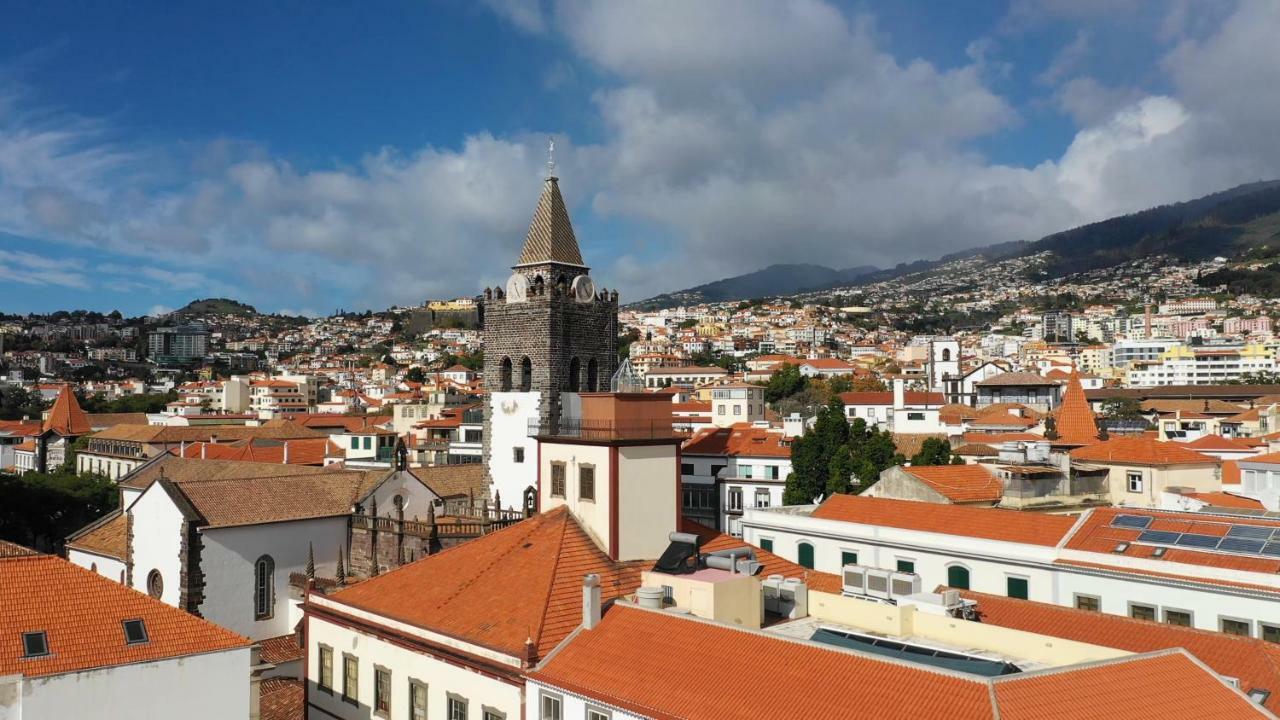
[1,0,1276,315]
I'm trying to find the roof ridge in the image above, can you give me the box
[432,510,560,611]
[533,509,573,649]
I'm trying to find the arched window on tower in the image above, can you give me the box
[587,358,599,392]
[520,357,533,392]
[568,357,581,392]
[254,555,275,620]
[941,348,952,362]
[500,357,513,391]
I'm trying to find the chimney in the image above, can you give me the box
[582,574,602,630]
[201,443,207,459]
[892,377,905,411]
[282,441,289,465]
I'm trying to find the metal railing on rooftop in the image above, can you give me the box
[529,418,679,441]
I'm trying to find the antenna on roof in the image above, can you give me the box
[546,136,556,179]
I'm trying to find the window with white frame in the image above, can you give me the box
[540,691,562,720]
[754,488,771,508]
[1127,471,1143,493]
[447,695,468,720]
[728,487,743,511]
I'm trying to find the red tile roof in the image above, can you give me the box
[1053,368,1100,446]
[812,495,1077,547]
[43,384,91,436]
[1070,437,1218,466]
[529,604,993,720]
[171,437,335,465]
[259,678,303,720]
[1182,435,1261,452]
[903,465,1003,503]
[682,424,790,458]
[1063,507,1280,576]
[324,506,647,658]
[957,589,1280,713]
[1184,491,1265,510]
[679,518,841,594]
[0,552,248,678]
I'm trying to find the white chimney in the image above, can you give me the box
[282,441,289,465]
[582,574,602,629]
[892,377,905,411]
[201,443,207,459]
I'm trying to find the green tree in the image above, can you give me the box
[784,398,850,504]
[763,363,807,405]
[405,366,427,383]
[910,437,963,466]
[0,386,47,421]
[0,469,118,553]
[1098,397,1147,423]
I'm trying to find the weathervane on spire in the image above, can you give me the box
[546,136,556,178]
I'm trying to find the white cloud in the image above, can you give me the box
[1038,30,1091,85]
[0,247,87,288]
[479,0,547,34]
[1053,76,1145,127]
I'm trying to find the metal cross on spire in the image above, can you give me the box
[546,136,556,178]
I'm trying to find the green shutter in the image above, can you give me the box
[1007,577,1029,599]
[947,565,970,590]
[841,551,858,567]
[760,538,773,552]
[896,559,915,574]
[797,543,815,569]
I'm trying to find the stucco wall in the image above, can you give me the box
[11,647,249,720]
[307,614,523,720]
[618,444,678,561]
[201,519,345,640]
[1103,463,1221,508]
[541,442,612,553]
[487,391,541,505]
[129,484,186,606]
[66,548,127,585]
[526,681,641,720]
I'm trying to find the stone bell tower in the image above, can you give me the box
[481,160,618,507]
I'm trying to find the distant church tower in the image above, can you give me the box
[481,163,618,507]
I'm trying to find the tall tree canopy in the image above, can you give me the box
[784,400,905,504]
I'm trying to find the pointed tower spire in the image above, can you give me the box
[1053,365,1100,446]
[44,384,91,437]
[515,168,586,269]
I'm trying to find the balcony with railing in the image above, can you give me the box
[529,417,680,441]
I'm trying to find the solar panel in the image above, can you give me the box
[1175,534,1220,549]
[1262,543,1280,557]
[1226,525,1273,540]
[1217,537,1266,554]
[1111,515,1153,529]
[1138,530,1180,544]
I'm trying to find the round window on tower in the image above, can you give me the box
[146,569,164,599]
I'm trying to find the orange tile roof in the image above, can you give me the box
[0,552,248,678]
[812,495,1077,547]
[1182,434,1261,451]
[1070,437,1218,466]
[1053,368,1100,446]
[957,589,1280,714]
[961,431,1042,443]
[324,506,646,658]
[903,465,1003,503]
[259,677,303,720]
[258,633,304,665]
[43,384,91,436]
[993,651,1266,719]
[529,604,993,720]
[65,510,127,560]
[1063,507,1280,576]
[682,424,790,458]
[171,437,333,465]
[1184,491,1265,510]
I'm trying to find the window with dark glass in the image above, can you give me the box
[122,619,148,645]
[1075,595,1100,612]
[255,555,275,620]
[513,447,524,463]
[146,569,163,599]
[1221,618,1251,636]
[1007,577,1029,600]
[579,465,595,501]
[21,631,48,658]
[947,565,970,590]
[448,696,468,720]
[897,559,915,574]
[1165,609,1192,627]
[1130,604,1157,621]
[681,463,694,475]
[760,538,773,552]
[797,542,815,569]
[1263,623,1280,644]
[318,646,333,691]
[550,462,566,497]
[842,551,858,567]
[409,681,428,720]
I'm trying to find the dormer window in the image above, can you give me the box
[22,631,49,658]
[122,619,149,645]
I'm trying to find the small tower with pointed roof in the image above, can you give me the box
[36,384,93,473]
[1051,367,1101,448]
[481,160,619,507]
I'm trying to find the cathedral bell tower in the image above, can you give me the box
[481,156,619,507]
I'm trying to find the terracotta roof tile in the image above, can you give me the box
[0,553,247,678]
[43,384,91,436]
[904,465,1003,503]
[680,518,841,594]
[957,589,1280,714]
[258,633,304,665]
[682,424,790,458]
[1053,368,1100,446]
[1184,491,1265,510]
[408,464,488,501]
[1063,507,1280,576]
[1070,437,1219,466]
[814,494,1077,547]
[259,678,303,720]
[65,510,127,560]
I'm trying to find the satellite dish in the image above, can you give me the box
[571,275,596,303]
[505,273,528,303]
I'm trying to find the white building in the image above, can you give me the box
[1126,344,1276,386]
[839,380,946,434]
[709,383,765,427]
[0,542,255,720]
[682,423,793,535]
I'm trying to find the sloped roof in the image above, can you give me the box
[679,517,841,594]
[903,465,1003,503]
[0,552,248,678]
[169,469,388,528]
[976,371,1057,387]
[259,678,304,720]
[1070,437,1218,466]
[892,433,948,459]
[408,464,488,502]
[1053,369,1099,446]
[529,605,1265,720]
[119,455,333,490]
[516,176,585,267]
[91,423,327,444]
[956,589,1280,714]
[1064,507,1280,576]
[171,437,335,465]
[1181,435,1260,452]
[814,494,1076,547]
[325,506,646,658]
[682,424,790,458]
[44,384,91,436]
[65,510,128,560]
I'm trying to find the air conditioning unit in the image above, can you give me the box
[865,569,892,600]
[941,589,961,608]
[762,575,783,614]
[889,571,921,599]
[842,565,866,596]
[782,578,808,619]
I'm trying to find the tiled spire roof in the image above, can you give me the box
[44,384,92,437]
[1054,367,1099,446]
[516,177,585,268]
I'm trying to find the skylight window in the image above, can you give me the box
[22,631,49,658]
[1249,689,1270,705]
[122,619,149,645]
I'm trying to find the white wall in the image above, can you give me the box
[364,469,440,522]
[201,519,345,640]
[66,548,127,585]
[307,614,524,720]
[10,647,250,720]
[618,444,678,561]
[488,391,540,505]
[526,681,641,720]
[541,443,612,553]
[128,484,186,607]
